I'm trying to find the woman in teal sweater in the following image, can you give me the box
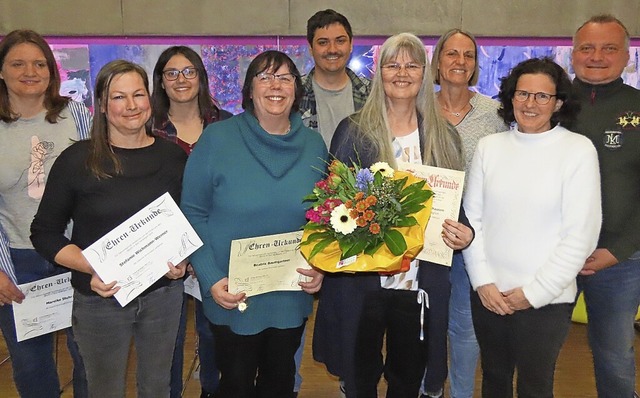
[181,50,327,398]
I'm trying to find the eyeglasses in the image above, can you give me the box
[513,90,557,105]
[380,62,424,74]
[255,72,297,85]
[162,67,198,81]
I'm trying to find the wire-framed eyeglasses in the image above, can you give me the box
[162,67,198,81]
[255,72,297,85]
[513,90,557,105]
[380,62,424,74]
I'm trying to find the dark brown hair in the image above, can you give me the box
[87,60,151,179]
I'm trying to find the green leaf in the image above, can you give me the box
[395,216,418,227]
[401,191,432,209]
[301,230,331,245]
[383,229,407,256]
[364,240,384,256]
[400,203,425,215]
[341,238,369,259]
[308,237,334,259]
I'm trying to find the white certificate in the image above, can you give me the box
[82,192,203,307]
[184,275,202,301]
[12,272,73,342]
[398,163,465,266]
[228,231,310,298]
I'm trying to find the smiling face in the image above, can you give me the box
[0,42,50,103]
[309,23,353,75]
[103,72,151,137]
[512,73,562,134]
[572,22,629,85]
[251,64,296,122]
[381,50,424,103]
[161,53,200,105]
[437,33,476,87]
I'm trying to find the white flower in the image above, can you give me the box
[370,162,394,178]
[330,204,357,235]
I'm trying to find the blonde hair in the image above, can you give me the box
[350,32,463,170]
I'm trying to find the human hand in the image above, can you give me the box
[297,267,324,294]
[165,260,187,280]
[441,219,473,250]
[477,283,514,315]
[89,273,119,298]
[186,263,196,278]
[0,271,25,305]
[210,277,246,310]
[579,248,618,276]
[502,287,532,311]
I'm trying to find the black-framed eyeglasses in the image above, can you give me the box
[513,90,557,105]
[380,62,424,74]
[162,67,198,81]
[255,72,297,85]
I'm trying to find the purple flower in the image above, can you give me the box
[356,169,374,191]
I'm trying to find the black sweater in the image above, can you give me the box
[31,138,187,295]
[573,78,640,260]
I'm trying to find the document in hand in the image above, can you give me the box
[397,162,465,266]
[13,272,73,341]
[82,192,202,306]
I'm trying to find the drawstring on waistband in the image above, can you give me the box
[417,288,429,341]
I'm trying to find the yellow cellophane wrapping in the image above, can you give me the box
[301,171,433,273]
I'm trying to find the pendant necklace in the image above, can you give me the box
[441,103,469,117]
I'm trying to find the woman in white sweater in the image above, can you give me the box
[463,57,601,398]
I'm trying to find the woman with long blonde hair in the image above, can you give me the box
[313,33,473,398]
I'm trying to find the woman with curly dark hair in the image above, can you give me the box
[462,57,602,397]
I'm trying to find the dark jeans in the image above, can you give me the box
[354,289,428,398]
[171,295,219,397]
[212,323,305,398]
[0,248,87,398]
[471,291,573,398]
[418,262,451,395]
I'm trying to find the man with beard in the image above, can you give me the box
[296,12,370,396]
[300,9,371,149]
[572,14,640,398]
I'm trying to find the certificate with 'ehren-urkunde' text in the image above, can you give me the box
[228,231,310,298]
[82,192,203,306]
[13,272,73,341]
[397,162,465,266]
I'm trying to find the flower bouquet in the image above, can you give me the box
[300,159,433,273]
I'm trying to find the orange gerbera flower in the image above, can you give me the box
[365,195,377,206]
[355,200,368,212]
[369,223,381,234]
[354,192,365,201]
[356,217,368,227]
[363,209,375,221]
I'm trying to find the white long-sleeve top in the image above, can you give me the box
[463,125,602,308]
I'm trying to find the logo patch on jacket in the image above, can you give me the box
[616,111,640,129]
[603,130,623,149]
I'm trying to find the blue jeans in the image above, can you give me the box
[73,280,183,398]
[170,296,219,397]
[194,299,220,393]
[577,251,640,398]
[0,248,87,398]
[293,324,306,392]
[448,253,479,398]
[170,294,188,398]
